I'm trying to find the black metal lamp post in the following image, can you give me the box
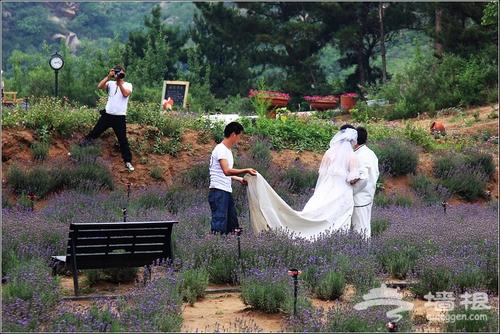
[49,52,64,97]
[288,269,301,318]
[441,201,448,215]
[235,228,242,260]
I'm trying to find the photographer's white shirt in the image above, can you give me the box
[105,81,133,116]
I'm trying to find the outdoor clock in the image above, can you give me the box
[49,53,64,71]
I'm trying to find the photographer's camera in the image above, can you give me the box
[113,68,125,79]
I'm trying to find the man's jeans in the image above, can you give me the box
[208,189,238,235]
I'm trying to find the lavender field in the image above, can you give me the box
[2,160,498,332]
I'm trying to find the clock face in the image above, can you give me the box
[50,56,64,70]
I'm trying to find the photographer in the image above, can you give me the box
[82,66,134,171]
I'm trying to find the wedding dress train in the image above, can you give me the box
[245,173,353,239]
[244,128,359,239]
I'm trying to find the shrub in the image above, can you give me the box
[148,163,165,180]
[375,40,497,117]
[374,240,419,279]
[180,161,210,189]
[207,256,239,285]
[5,154,115,199]
[374,191,413,208]
[240,267,310,315]
[249,136,273,168]
[434,150,495,179]
[82,255,139,285]
[30,141,51,160]
[282,160,318,193]
[68,142,103,163]
[223,94,255,116]
[154,115,184,138]
[188,236,240,285]
[5,162,56,199]
[102,266,140,283]
[371,218,391,237]
[314,269,346,301]
[409,173,451,205]
[403,121,434,151]
[409,257,455,298]
[71,162,115,191]
[433,151,492,201]
[16,97,99,135]
[179,267,210,306]
[375,136,419,176]
[83,269,104,285]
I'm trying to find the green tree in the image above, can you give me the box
[334,2,420,94]
[190,2,257,99]
[2,2,61,74]
[236,2,337,101]
[191,2,341,104]
[124,4,188,82]
[481,1,499,28]
[423,2,497,58]
[179,46,220,113]
[8,43,54,98]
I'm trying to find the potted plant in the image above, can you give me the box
[248,89,290,119]
[340,92,358,111]
[304,95,339,111]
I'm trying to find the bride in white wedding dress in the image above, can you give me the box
[245,128,359,239]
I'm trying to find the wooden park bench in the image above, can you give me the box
[52,221,178,296]
[2,91,19,105]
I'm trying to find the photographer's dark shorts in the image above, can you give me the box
[208,189,238,234]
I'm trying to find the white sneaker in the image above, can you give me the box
[125,162,134,171]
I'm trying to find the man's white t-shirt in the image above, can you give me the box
[105,81,133,116]
[209,143,233,193]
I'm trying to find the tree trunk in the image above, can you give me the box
[357,23,365,86]
[379,3,387,83]
[435,8,442,54]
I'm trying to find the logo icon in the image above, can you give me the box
[354,284,413,322]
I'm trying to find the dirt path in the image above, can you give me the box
[59,276,454,332]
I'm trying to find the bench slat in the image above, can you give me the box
[69,235,169,246]
[70,221,176,229]
[65,244,167,254]
[70,228,171,236]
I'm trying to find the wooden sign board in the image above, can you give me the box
[162,81,189,108]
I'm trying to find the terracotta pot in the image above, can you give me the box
[266,97,290,108]
[340,95,357,111]
[430,121,445,132]
[265,97,289,119]
[310,100,337,111]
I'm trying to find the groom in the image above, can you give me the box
[340,124,379,239]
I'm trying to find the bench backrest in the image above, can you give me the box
[66,221,178,270]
